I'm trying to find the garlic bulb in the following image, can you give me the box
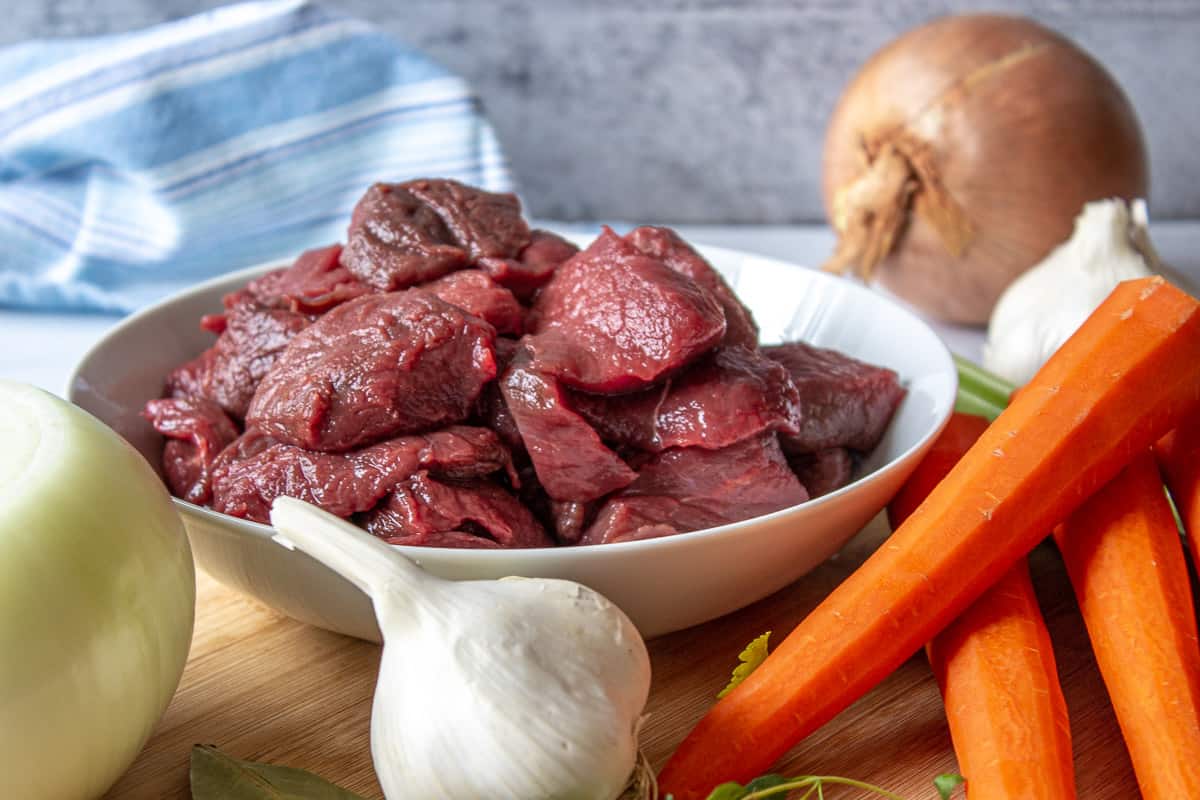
[983,199,1162,385]
[269,497,651,800]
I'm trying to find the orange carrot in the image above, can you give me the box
[659,277,1200,799]
[889,413,1075,799]
[1154,420,1200,564]
[1054,452,1200,799]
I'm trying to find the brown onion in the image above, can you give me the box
[822,14,1148,324]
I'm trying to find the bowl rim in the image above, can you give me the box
[67,235,956,561]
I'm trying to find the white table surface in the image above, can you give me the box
[4,222,1200,394]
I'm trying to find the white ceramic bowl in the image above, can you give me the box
[68,238,955,640]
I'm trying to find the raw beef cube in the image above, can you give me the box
[501,352,636,502]
[365,472,551,549]
[581,434,808,545]
[166,302,311,420]
[527,227,726,393]
[405,178,530,262]
[763,341,906,453]
[241,244,371,314]
[143,396,239,505]
[340,180,529,290]
[572,346,802,452]
[479,229,579,299]
[626,226,759,349]
[424,269,525,335]
[788,447,855,498]
[210,425,513,523]
[247,291,496,452]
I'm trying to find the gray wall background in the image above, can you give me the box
[8,1,1199,222]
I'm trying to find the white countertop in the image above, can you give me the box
[4,222,1200,394]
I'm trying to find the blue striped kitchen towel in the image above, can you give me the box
[0,0,512,313]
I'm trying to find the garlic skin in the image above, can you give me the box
[269,497,651,800]
[983,199,1160,385]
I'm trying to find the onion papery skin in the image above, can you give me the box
[0,382,195,800]
[822,14,1148,324]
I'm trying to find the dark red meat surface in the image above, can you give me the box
[241,244,371,314]
[580,434,809,545]
[763,341,906,454]
[424,269,524,335]
[167,301,311,420]
[625,226,759,349]
[526,227,726,393]
[364,472,551,548]
[246,291,496,452]
[571,346,802,452]
[142,396,239,504]
[210,425,513,524]
[340,180,529,290]
[479,229,579,299]
[501,352,636,502]
[788,447,855,499]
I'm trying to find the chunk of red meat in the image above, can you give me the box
[424,269,524,335]
[625,226,759,349]
[340,180,529,290]
[405,178,530,262]
[479,229,579,299]
[580,434,808,545]
[762,342,906,453]
[548,499,594,545]
[527,227,726,393]
[246,291,496,452]
[210,425,513,524]
[364,472,551,549]
[788,447,855,498]
[501,352,636,502]
[142,396,239,505]
[166,302,310,420]
[571,346,802,452]
[340,183,469,289]
[241,244,371,314]
[476,337,524,449]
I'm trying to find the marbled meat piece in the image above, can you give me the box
[424,269,524,335]
[580,434,808,545]
[340,179,529,290]
[527,227,726,393]
[364,472,552,548]
[763,341,905,453]
[142,396,239,505]
[166,301,311,420]
[571,346,802,452]
[479,229,579,299]
[501,351,636,502]
[246,291,496,451]
[210,425,513,524]
[626,225,759,348]
[788,447,855,499]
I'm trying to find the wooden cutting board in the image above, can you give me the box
[104,516,1140,799]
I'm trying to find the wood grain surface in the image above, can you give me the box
[105,516,1140,799]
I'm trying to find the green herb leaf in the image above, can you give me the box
[718,631,771,699]
[190,744,368,800]
[933,773,965,799]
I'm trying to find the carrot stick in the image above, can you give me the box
[1053,452,1200,799]
[1154,420,1200,564]
[888,413,1075,799]
[927,563,1074,799]
[659,277,1200,799]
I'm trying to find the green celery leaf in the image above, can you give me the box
[190,744,368,800]
[718,631,771,699]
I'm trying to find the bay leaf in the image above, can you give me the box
[190,744,368,800]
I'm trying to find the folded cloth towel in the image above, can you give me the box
[0,0,512,313]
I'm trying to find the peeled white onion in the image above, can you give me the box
[0,381,195,799]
